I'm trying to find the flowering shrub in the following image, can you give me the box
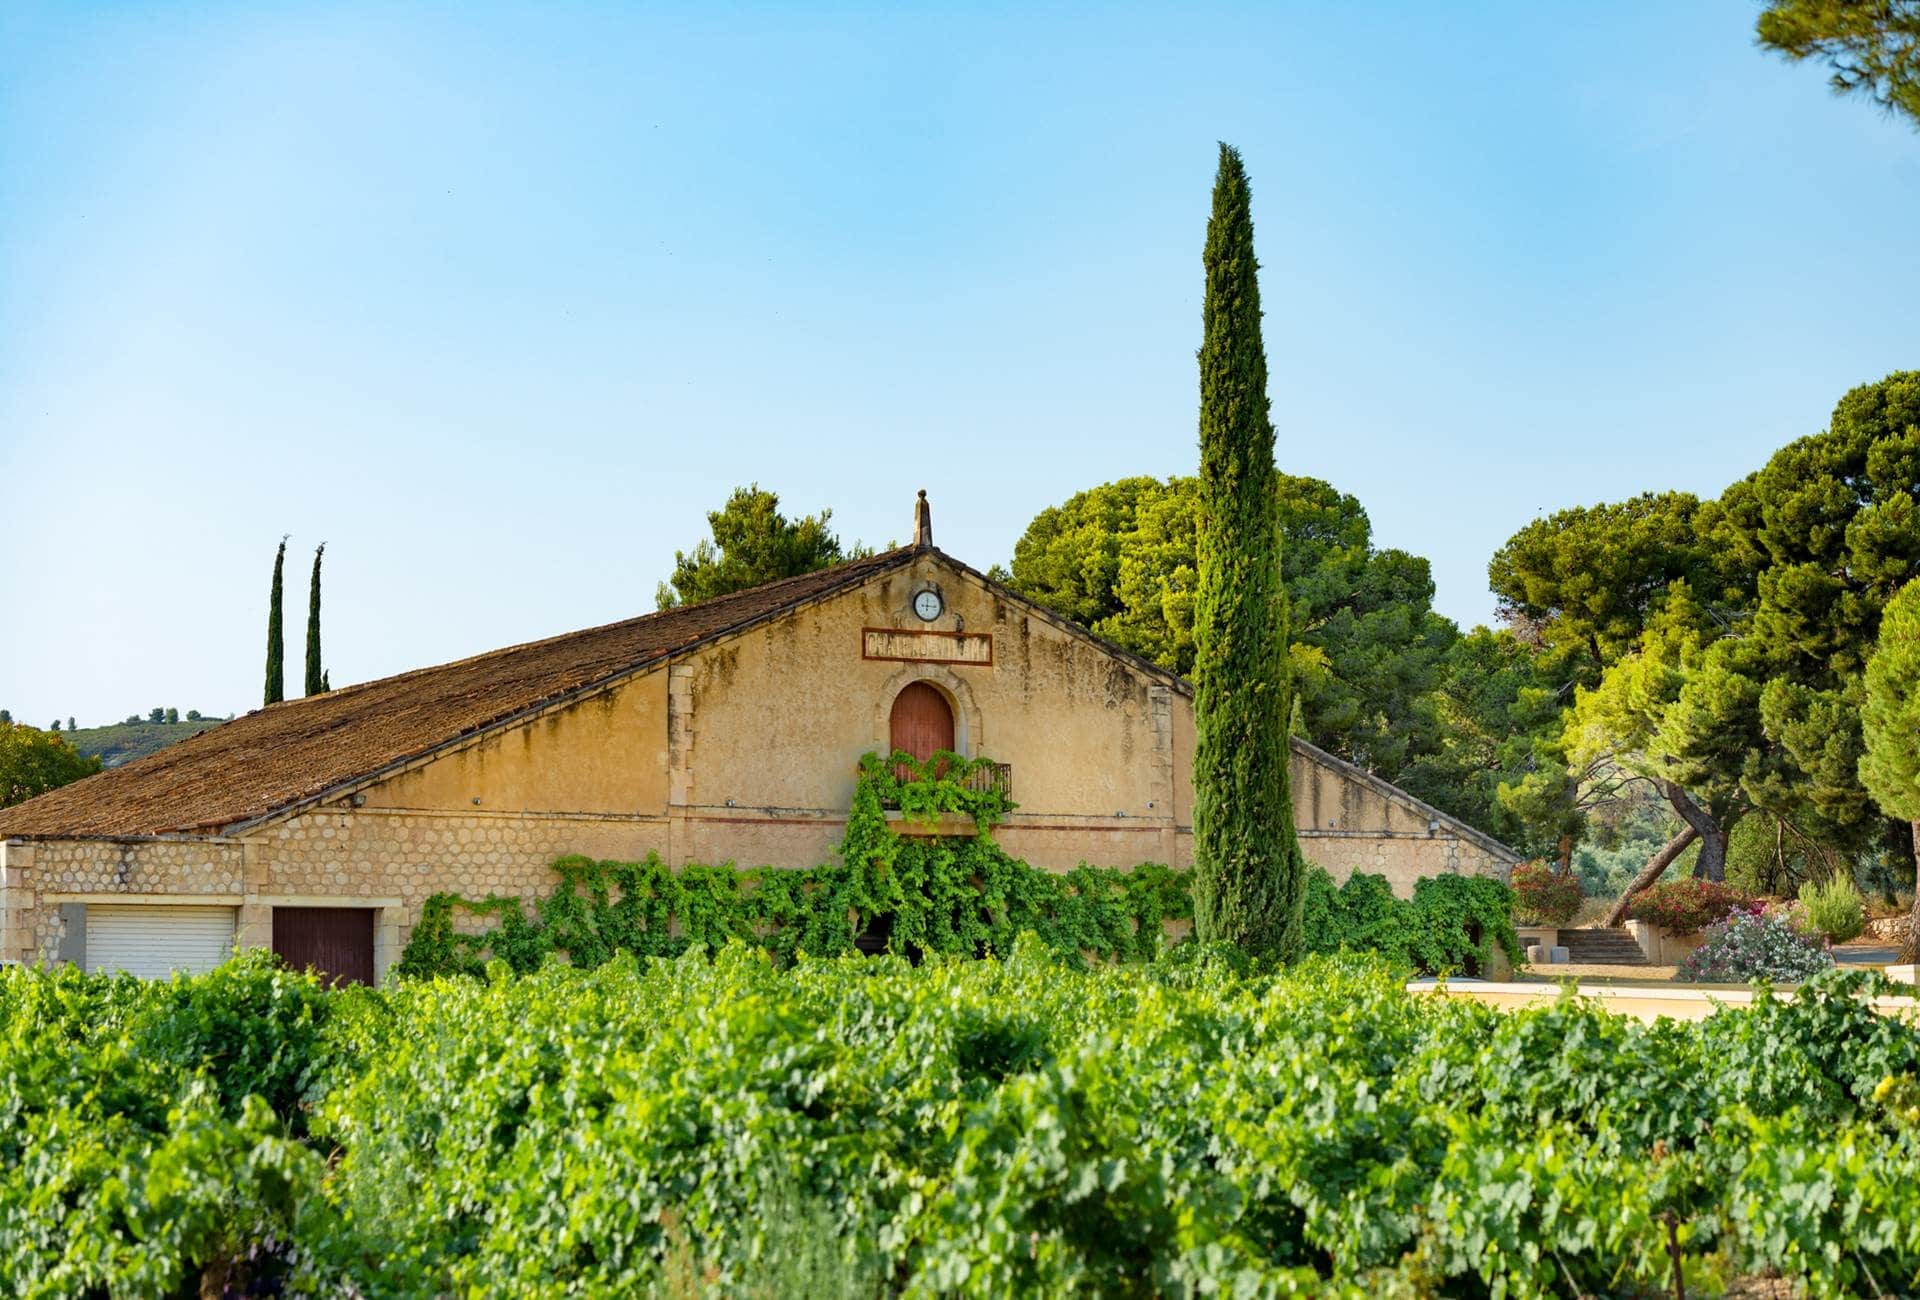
[1678,910,1835,984]
[1627,877,1752,933]
[1508,860,1583,926]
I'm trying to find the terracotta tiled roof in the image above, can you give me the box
[0,548,916,839]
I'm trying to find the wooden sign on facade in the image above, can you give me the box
[861,627,994,666]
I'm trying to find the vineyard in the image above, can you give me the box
[6,944,1920,1297]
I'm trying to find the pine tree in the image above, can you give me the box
[1190,143,1305,961]
[1861,577,1920,960]
[305,543,328,696]
[265,537,287,706]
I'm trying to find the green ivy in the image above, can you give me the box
[853,748,1016,830]
[398,752,1519,978]
[398,751,1188,975]
[1302,865,1522,976]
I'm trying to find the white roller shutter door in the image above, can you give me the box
[84,905,237,978]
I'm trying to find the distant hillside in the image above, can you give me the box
[63,720,226,769]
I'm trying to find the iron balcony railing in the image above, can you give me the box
[882,760,1012,805]
[963,762,1013,801]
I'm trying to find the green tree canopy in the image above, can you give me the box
[1006,473,1456,777]
[1562,583,1760,881]
[1733,373,1920,848]
[1393,625,1575,859]
[1860,576,1920,955]
[1480,491,1745,873]
[1487,491,1742,690]
[656,485,869,610]
[1758,0,1920,128]
[1862,578,1920,822]
[0,721,101,808]
[1517,372,1919,902]
[1188,143,1303,960]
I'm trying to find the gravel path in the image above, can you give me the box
[1514,962,1680,984]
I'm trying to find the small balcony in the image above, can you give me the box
[882,761,1011,802]
[877,759,1012,837]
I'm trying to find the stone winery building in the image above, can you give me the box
[0,496,1517,984]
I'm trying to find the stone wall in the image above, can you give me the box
[1,837,246,965]
[24,836,244,897]
[1297,827,1514,897]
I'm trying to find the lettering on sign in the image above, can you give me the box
[861,627,994,666]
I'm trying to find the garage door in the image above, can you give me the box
[85,905,237,979]
[273,907,376,986]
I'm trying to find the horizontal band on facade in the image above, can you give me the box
[690,814,851,828]
[328,807,674,825]
[41,893,245,906]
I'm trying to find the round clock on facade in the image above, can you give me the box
[912,589,944,621]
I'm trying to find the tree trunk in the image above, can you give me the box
[1904,818,1920,964]
[1664,782,1728,883]
[1603,825,1701,928]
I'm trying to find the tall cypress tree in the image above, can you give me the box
[1860,578,1920,960]
[264,537,287,706]
[1190,144,1305,961]
[305,543,328,696]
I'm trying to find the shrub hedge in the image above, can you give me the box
[1800,875,1869,944]
[8,948,1920,1296]
[1628,878,1753,933]
[1507,859,1584,926]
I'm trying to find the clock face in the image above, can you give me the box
[912,589,944,621]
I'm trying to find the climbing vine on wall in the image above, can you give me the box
[397,751,1188,975]
[1301,866,1522,977]
[851,749,1015,830]
[396,749,1520,977]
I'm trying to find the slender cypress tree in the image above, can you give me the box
[1861,578,1920,960]
[1190,144,1305,961]
[305,543,328,696]
[264,537,287,706]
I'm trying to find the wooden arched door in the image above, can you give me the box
[890,681,955,766]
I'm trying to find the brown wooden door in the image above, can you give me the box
[272,907,376,986]
[889,682,955,763]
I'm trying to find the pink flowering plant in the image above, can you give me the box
[1508,861,1582,926]
[1626,878,1752,934]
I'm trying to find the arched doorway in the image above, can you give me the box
[889,681,955,764]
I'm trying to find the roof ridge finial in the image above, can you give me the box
[913,488,932,549]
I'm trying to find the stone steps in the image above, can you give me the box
[1559,927,1651,966]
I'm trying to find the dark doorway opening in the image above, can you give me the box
[853,911,924,964]
[273,907,376,986]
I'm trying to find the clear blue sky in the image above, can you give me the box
[3,1,1916,727]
